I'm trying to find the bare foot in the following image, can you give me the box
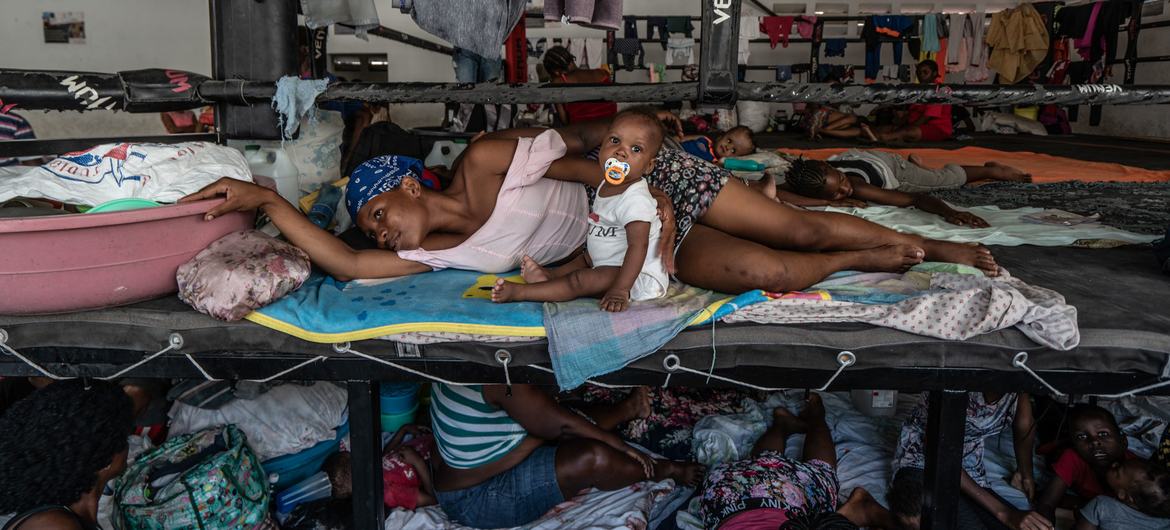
[922,240,999,276]
[798,393,826,424]
[491,278,518,303]
[772,406,809,435]
[838,487,897,528]
[860,123,879,143]
[618,387,653,422]
[520,255,549,283]
[984,161,1032,183]
[654,460,707,488]
[847,244,925,273]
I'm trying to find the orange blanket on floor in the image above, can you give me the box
[776,146,1170,183]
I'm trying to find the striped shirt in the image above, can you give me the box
[0,111,36,166]
[430,384,528,470]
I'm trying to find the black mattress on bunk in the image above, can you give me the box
[2,245,1168,380]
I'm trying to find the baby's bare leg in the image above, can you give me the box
[493,267,620,303]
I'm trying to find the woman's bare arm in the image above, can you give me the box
[181,179,430,281]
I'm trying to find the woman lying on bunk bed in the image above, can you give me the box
[184,109,998,296]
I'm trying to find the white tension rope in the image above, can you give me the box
[1,328,1168,399]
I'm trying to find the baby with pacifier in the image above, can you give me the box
[492,109,668,312]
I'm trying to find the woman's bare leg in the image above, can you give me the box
[962,163,1032,183]
[675,225,925,293]
[700,180,998,275]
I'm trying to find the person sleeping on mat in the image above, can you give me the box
[774,155,1030,227]
[698,394,898,529]
[814,60,959,144]
[677,125,757,165]
[492,110,668,311]
[182,107,1000,300]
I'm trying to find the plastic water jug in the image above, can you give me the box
[424,140,468,169]
[245,145,301,204]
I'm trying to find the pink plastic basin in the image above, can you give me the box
[0,200,253,315]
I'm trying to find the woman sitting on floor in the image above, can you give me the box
[699,394,896,529]
[0,380,134,530]
[184,108,998,299]
[426,384,702,528]
[543,46,618,126]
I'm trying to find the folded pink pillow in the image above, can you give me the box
[177,230,311,321]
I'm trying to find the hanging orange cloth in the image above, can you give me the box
[985,3,1050,84]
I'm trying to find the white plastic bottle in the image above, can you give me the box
[424,140,468,169]
[244,145,301,204]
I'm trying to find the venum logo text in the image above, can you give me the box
[712,0,732,25]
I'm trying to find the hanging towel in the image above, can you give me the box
[738,37,751,64]
[971,9,986,65]
[567,39,588,67]
[666,37,695,66]
[740,15,761,39]
[584,38,606,69]
[796,15,818,38]
[666,16,694,36]
[760,16,795,48]
[986,3,1049,84]
[647,16,669,49]
[922,14,940,53]
[413,0,526,60]
[504,20,527,83]
[301,0,380,38]
[825,38,847,57]
[546,0,623,31]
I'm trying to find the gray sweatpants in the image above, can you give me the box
[865,150,967,193]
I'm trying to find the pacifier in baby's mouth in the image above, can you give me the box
[604,158,631,185]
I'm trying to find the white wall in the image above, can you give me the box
[0,0,211,138]
[2,0,1168,138]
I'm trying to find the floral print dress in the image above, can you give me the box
[893,392,1018,487]
[699,452,840,529]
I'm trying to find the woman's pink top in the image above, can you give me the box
[397,130,588,273]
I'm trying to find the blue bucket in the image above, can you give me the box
[380,382,420,415]
[262,422,350,489]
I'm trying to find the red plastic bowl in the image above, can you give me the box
[0,199,254,315]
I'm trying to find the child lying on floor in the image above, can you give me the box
[492,109,668,312]
[1077,459,1170,529]
[325,424,437,510]
[776,153,1031,227]
[1035,405,1139,522]
[679,125,756,164]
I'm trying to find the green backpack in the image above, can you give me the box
[113,424,272,530]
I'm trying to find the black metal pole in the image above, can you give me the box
[348,381,385,530]
[922,390,969,530]
[699,0,742,107]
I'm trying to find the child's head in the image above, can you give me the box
[787,158,853,200]
[888,470,924,530]
[1069,404,1127,468]
[542,46,577,77]
[715,126,756,159]
[323,451,353,499]
[599,108,665,182]
[1107,459,1170,518]
[916,60,939,84]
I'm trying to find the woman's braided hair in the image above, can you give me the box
[785,157,830,197]
[542,46,576,76]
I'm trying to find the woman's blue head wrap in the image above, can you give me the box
[345,155,435,220]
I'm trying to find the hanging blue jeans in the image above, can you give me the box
[453,48,501,84]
